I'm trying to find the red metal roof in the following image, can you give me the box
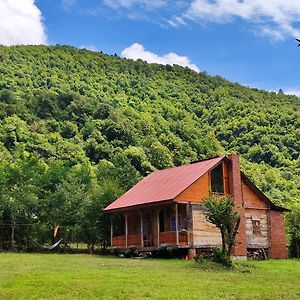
[104,156,224,212]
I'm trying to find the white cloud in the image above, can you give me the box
[184,0,300,39]
[62,0,77,10]
[168,16,186,27]
[121,43,199,72]
[80,45,99,52]
[103,0,167,10]
[285,89,300,97]
[0,0,47,46]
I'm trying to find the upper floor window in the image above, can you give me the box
[252,220,261,236]
[210,163,224,193]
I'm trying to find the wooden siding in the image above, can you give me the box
[242,178,270,248]
[242,180,268,209]
[245,210,269,248]
[223,161,230,194]
[191,204,222,247]
[175,161,230,203]
[128,213,139,235]
[175,173,210,202]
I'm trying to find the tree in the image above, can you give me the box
[286,208,300,258]
[0,153,43,251]
[80,180,123,251]
[203,194,240,266]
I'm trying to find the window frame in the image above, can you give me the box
[252,219,261,236]
[210,163,225,194]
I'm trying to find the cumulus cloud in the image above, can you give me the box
[185,0,300,39]
[0,0,47,46]
[121,43,199,72]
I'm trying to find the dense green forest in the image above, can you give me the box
[0,45,299,253]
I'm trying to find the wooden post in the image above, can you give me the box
[140,212,144,248]
[186,203,190,245]
[186,202,193,247]
[125,214,128,248]
[157,208,160,246]
[110,216,113,247]
[175,203,179,246]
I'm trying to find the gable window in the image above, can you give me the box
[210,163,224,194]
[252,220,261,236]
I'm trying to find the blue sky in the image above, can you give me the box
[1,0,300,95]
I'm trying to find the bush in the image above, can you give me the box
[211,248,232,268]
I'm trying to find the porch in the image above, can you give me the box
[110,203,190,249]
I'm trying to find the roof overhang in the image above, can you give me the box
[104,199,174,214]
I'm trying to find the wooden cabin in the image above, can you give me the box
[104,154,288,259]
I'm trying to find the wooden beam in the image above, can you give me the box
[140,212,144,248]
[110,216,113,247]
[125,214,128,248]
[157,208,160,246]
[175,203,179,245]
[186,203,190,246]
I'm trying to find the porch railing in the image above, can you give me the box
[112,235,126,248]
[112,235,142,248]
[128,234,141,247]
[112,232,188,248]
[159,231,188,246]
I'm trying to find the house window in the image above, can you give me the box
[252,220,261,236]
[171,216,181,231]
[211,163,224,193]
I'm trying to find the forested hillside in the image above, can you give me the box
[0,45,299,251]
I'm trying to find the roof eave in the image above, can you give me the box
[103,199,175,213]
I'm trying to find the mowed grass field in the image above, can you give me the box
[0,254,299,300]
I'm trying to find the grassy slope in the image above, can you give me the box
[0,254,299,300]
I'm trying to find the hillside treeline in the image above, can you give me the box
[0,45,299,253]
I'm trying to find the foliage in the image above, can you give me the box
[211,247,233,268]
[203,195,240,266]
[286,207,300,258]
[0,45,299,250]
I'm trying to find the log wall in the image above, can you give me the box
[191,204,222,247]
[245,209,269,248]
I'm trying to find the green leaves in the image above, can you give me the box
[203,194,240,264]
[0,44,299,251]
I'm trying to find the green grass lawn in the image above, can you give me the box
[0,254,299,300]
